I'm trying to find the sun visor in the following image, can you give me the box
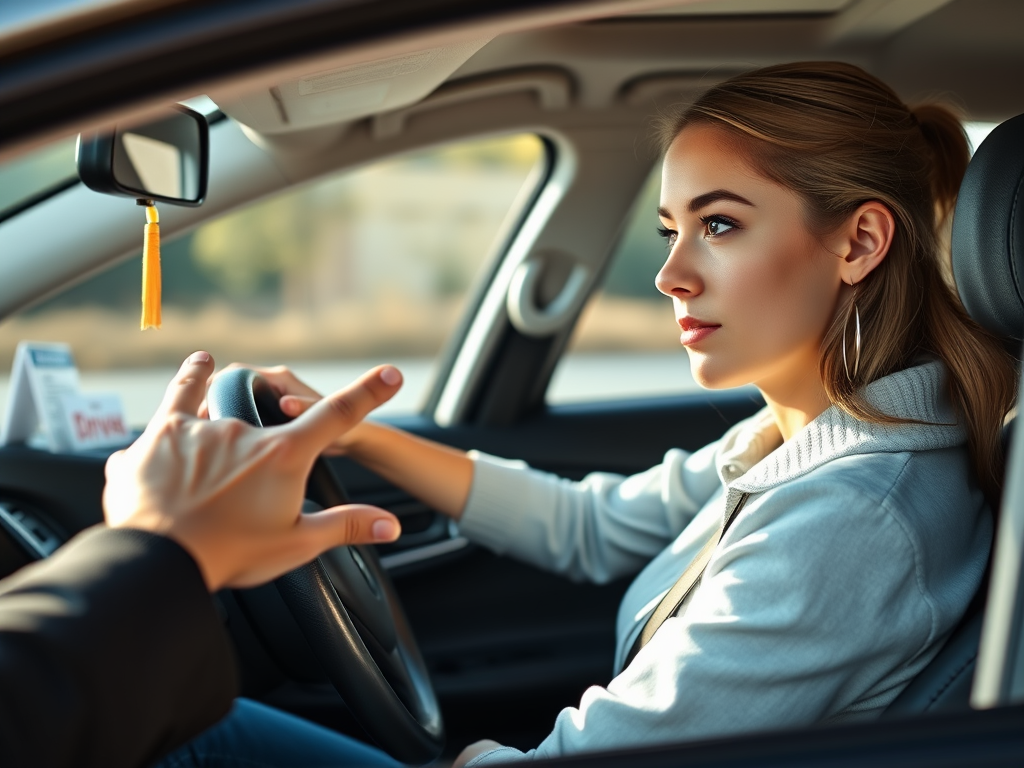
[216,38,492,134]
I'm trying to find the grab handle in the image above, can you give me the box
[506,253,589,337]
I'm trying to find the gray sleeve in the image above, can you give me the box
[457,442,722,584]
[466,476,935,764]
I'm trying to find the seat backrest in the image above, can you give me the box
[884,607,983,716]
[883,113,1024,717]
[884,427,1014,716]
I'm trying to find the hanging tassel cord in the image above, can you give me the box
[140,201,162,330]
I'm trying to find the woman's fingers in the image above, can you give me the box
[286,366,402,451]
[154,351,215,421]
[279,394,317,418]
[453,740,504,768]
[258,365,323,399]
[198,362,333,419]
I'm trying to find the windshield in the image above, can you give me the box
[0,96,222,222]
[0,0,122,36]
[0,138,78,221]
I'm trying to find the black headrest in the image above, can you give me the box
[952,113,1024,344]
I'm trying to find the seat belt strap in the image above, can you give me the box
[623,492,749,667]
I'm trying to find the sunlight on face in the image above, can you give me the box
[655,124,844,397]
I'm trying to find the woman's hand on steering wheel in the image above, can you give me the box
[454,739,504,767]
[199,362,400,456]
[104,351,403,592]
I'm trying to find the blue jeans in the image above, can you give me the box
[155,698,404,768]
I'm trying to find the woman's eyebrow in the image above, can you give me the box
[657,190,755,220]
[687,189,755,213]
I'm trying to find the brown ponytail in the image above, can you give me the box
[659,62,1017,505]
[912,103,971,223]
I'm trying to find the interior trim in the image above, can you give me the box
[433,129,578,426]
[381,535,470,570]
[373,68,574,139]
[618,70,745,107]
[974,363,1024,708]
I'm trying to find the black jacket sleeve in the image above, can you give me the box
[0,526,238,768]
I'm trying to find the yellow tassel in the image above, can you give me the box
[141,203,162,330]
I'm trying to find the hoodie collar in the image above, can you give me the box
[715,360,964,493]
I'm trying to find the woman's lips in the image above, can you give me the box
[677,317,721,346]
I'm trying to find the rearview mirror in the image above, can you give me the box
[76,105,208,206]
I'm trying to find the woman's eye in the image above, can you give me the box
[657,227,677,248]
[701,215,737,238]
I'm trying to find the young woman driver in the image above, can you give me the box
[184,61,1017,767]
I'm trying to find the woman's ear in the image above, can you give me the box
[833,201,895,285]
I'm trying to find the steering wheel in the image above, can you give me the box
[207,368,444,764]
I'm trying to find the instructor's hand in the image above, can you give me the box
[103,351,402,591]
[199,363,401,456]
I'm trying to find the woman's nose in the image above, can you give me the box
[655,242,702,298]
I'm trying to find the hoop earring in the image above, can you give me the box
[842,300,861,382]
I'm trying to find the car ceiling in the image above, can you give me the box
[206,0,1023,150]
[3,0,1024,161]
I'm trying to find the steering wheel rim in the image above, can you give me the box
[207,368,445,764]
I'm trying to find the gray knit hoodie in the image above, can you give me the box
[459,360,990,765]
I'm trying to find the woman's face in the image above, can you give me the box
[656,124,844,397]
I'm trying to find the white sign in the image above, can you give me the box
[59,392,130,451]
[0,341,128,452]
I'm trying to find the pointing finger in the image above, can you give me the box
[154,351,216,422]
[284,366,402,452]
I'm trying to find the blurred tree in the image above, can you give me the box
[24,232,224,314]
[191,191,332,298]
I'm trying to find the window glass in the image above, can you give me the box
[549,120,996,405]
[0,1,123,32]
[0,138,78,220]
[548,164,700,404]
[0,134,544,427]
[965,121,997,154]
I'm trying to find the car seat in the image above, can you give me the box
[883,112,1024,716]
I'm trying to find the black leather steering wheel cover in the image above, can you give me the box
[952,112,1024,344]
[207,368,444,764]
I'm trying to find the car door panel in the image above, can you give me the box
[531,703,1024,768]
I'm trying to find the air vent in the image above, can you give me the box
[0,502,61,559]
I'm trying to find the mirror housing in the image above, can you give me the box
[77,105,209,206]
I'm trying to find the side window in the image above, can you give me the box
[547,164,700,404]
[965,122,997,153]
[0,134,544,427]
